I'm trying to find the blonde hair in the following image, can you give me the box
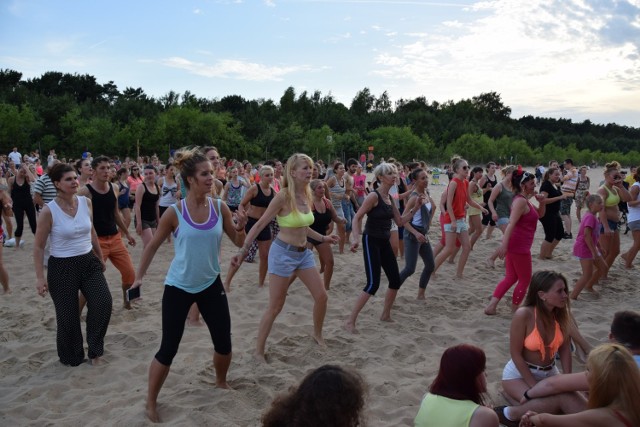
[604,161,621,175]
[260,165,274,178]
[373,162,397,180]
[587,343,640,426]
[282,153,313,214]
[501,165,516,177]
[450,156,466,172]
[585,194,602,210]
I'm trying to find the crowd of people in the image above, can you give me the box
[0,145,638,424]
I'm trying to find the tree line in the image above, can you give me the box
[1,69,639,167]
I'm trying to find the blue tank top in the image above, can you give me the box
[165,198,223,293]
[117,181,130,209]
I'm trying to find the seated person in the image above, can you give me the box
[414,344,498,427]
[496,310,640,425]
[520,343,640,427]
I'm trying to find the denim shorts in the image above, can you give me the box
[268,238,316,277]
[628,219,640,232]
[600,218,619,233]
[496,217,510,227]
[443,219,469,233]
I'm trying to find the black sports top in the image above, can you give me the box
[250,184,274,208]
[364,191,393,239]
[86,183,118,237]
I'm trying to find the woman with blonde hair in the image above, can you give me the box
[597,161,631,279]
[231,154,338,362]
[519,343,640,427]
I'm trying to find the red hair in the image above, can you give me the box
[429,344,487,405]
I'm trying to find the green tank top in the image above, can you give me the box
[414,393,479,427]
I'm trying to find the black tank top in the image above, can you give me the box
[87,183,118,237]
[141,182,159,221]
[310,198,333,236]
[11,178,32,204]
[250,184,274,208]
[364,191,393,239]
[482,175,497,204]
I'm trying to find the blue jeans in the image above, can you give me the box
[399,228,435,289]
[342,199,355,233]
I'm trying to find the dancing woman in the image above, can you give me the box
[129,148,246,422]
[230,154,337,362]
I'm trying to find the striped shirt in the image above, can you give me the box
[32,174,57,204]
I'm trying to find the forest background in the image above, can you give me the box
[1,69,638,167]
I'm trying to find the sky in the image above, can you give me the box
[1,0,639,127]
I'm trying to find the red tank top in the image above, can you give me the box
[443,177,468,224]
[508,195,538,254]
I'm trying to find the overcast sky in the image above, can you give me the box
[2,0,639,126]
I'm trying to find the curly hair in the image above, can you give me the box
[262,365,367,427]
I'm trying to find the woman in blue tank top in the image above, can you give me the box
[129,147,247,423]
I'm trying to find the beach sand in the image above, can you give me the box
[0,166,637,426]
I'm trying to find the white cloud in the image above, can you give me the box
[159,57,312,81]
[371,0,640,117]
[193,8,202,14]
[264,0,276,7]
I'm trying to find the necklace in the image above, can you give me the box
[56,196,76,211]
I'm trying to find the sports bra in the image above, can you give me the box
[523,308,563,361]
[602,185,621,207]
[277,209,314,228]
[250,184,274,208]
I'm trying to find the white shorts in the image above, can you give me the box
[502,359,560,381]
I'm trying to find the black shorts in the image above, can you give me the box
[246,216,271,241]
[539,213,564,242]
[481,211,496,226]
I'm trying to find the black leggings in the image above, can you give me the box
[13,199,36,237]
[155,277,231,366]
[362,234,401,295]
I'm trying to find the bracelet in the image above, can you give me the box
[523,389,532,400]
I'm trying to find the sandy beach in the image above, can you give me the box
[0,166,637,426]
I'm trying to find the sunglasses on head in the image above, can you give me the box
[519,171,533,185]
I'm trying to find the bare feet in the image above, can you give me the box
[484,297,499,315]
[343,320,359,334]
[380,314,394,322]
[416,291,426,300]
[455,274,464,279]
[313,334,327,348]
[216,381,232,389]
[146,403,160,423]
[88,357,103,366]
[485,258,495,268]
[254,352,267,363]
[2,286,10,294]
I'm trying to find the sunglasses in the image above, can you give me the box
[519,171,533,185]
[613,175,622,180]
[461,166,469,170]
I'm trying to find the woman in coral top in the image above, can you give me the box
[433,156,487,278]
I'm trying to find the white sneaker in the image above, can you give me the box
[4,238,15,247]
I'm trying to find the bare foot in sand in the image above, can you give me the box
[88,357,103,366]
[313,334,327,348]
[254,353,267,363]
[343,320,359,334]
[380,314,394,322]
[146,404,160,423]
[485,258,495,268]
[216,381,232,389]
[416,292,426,300]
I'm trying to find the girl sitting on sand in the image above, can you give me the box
[519,343,640,427]
[414,344,499,427]
[570,194,607,300]
[501,271,572,406]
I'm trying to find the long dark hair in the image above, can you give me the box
[429,344,487,405]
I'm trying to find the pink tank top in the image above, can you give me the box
[508,195,538,254]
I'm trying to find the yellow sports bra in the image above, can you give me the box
[603,185,620,207]
[276,210,314,228]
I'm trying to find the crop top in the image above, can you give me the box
[250,184,274,208]
[524,308,563,361]
[602,185,620,207]
[276,209,314,228]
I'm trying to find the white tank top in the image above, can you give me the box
[49,196,93,257]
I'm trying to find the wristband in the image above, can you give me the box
[524,389,532,401]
